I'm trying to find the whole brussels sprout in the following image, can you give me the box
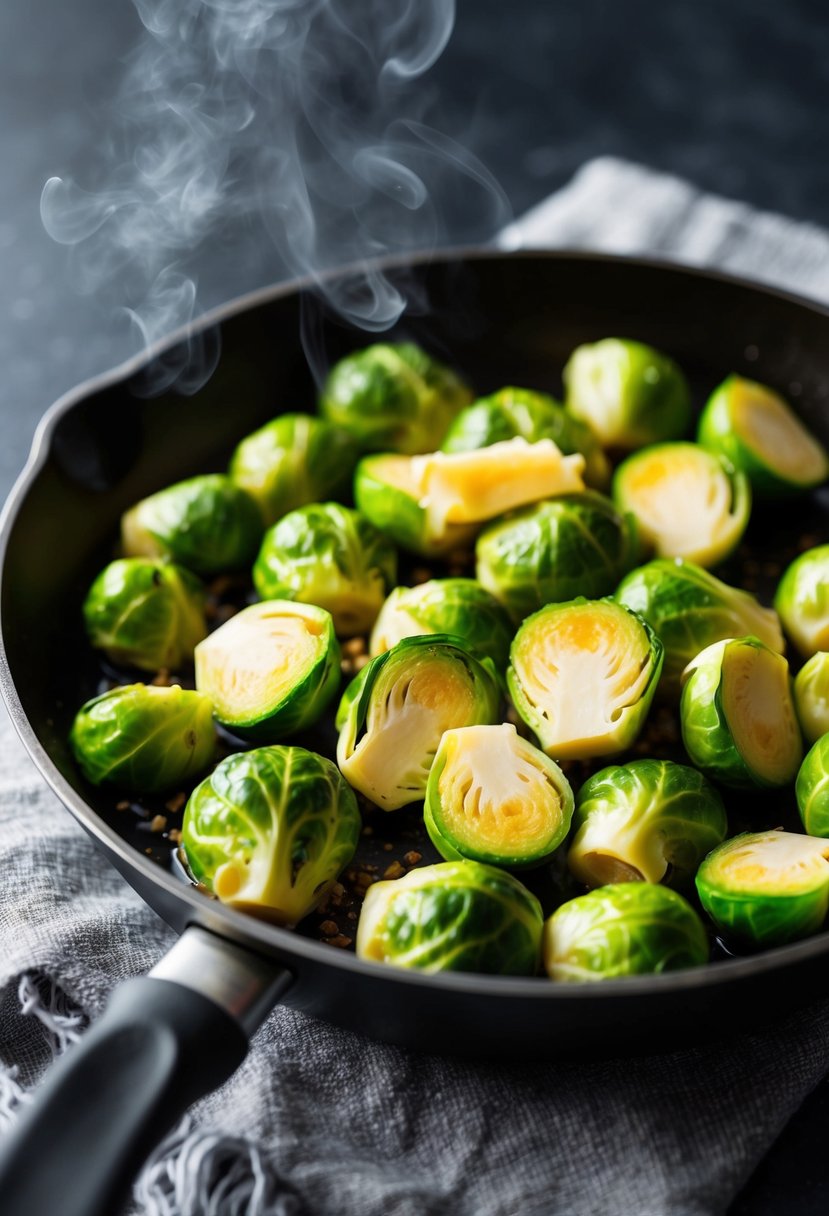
[613,443,751,568]
[568,759,727,891]
[356,859,543,975]
[424,724,574,869]
[182,745,360,925]
[319,341,472,454]
[680,636,802,789]
[121,474,262,576]
[794,653,829,745]
[336,635,501,811]
[476,492,638,623]
[83,558,207,672]
[369,578,513,672]
[229,413,359,526]
[562,338,692,450]
[696,831,829,947]
[508,598,663,761]
[440,386,610,488]
[70,683,215,793]
[774,546,829,659]
[253,503,397,637]
[615,558,785,695]
[543,883,708,982]
[195,600,340,741]
[796,735,829,837]
[697,375,829,497]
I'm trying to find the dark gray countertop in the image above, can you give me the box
[2,0,828,1210]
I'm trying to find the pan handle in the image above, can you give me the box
[0,925,291,1216]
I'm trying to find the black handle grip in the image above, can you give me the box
[0,974,248,1216]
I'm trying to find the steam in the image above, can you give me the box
[41,0,509,391]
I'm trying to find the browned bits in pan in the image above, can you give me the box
[383,861,406,880]
[149,814,168,833]
[403,851,422,867]
[342,637,367,658]
[319,920,339,937]
[328,934,353,950]
[411,567,432,585]
[165,791,187,814]
[151,668,171,687]
[115,800,130,812]
[168,828,182,845]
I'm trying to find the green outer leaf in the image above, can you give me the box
[615,557,785,695]
[228,413,359,526]
[182,745,360,925]
[568,759,727,890]
[794,653,829,745]
[354,453,476,557]
[319,342,472,454]
[69,683,216,793]
[774,545,829,660]
[83,558,207,672]
[424,725,574,869]
[797,735,829,837]
[475,492,638,623]
[252,502,397,636]
[543,882,708,982]
[356,859,543,975]
[121,474,263,575]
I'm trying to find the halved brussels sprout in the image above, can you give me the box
[568,759,727,891]
[121,474,262,575]
[794,653,829,745]
[696,831,829,947]
[543,883,708,982]
[319,342,472,454]
[796,735,829,837]
[83,558,207,672]
[774,546,829,659]
[613,443,751,568]
[354,453,477,558]
[563,338,692,450]
[424,724,574,868]
[476,492,637,623]
[697,375,829,497]
[181,745,360,925]
[680,636,802,789]
[195,600,340,741]
[69,683,215,792]
[615,558,785,695]
[369,578,513,672]
[253,503,397,637]
[356,859,543,975]
[440,386,610,488]
[336,635,500,811]
[228,413,358,526]
[507,599,663,761]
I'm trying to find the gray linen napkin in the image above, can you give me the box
[3,156,829,1216]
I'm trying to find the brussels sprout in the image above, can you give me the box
[796,735,829,837]
[253,503,397,637]
[615,558,785,695]
[794,653,829,745]
[356,859,543,975]
[82,558,208,673]
[228,413,359,526]
[543,883,708,982]
[69,683,215,793]
[568,759,727,891]
[476,493,637,623]
[121,474,262,576]
[774,546,829,660]
[369,578,513,672]
[195,600,340,741]
[181,745,360,925]
[424,724,574,869]
[680,636,802,789]
[440,386,610,488]
[354,453,477,558]
[319,342,472,455]
[697,375,829,497]
[613,443,751,568]
[508,599,663,761]
[696,831,829,947]
[563,338,692,450]
[336,635,500,811]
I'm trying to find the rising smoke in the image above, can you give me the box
[41,0,510,391]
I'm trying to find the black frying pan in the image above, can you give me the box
[1,250,828,1216]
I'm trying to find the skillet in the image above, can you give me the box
[0,249,828,1216]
